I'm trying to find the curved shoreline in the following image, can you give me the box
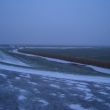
[12,48,110,74]
[19,49,110,69]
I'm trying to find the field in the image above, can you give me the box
[0,45,110,110]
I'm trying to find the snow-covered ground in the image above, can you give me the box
[86,65,110,74]
[0,50,29,67]
[0,62,110,84]
[0,69,110,110]
[0,47,110,110]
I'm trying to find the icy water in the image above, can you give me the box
[0,46,110,110]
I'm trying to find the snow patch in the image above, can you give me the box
[50,93,56,96]
[77,84,90,92]
[19,89,28,94]
[0,73,7,78]
[76,84,93,100]
[38,99,49,106]
[87,65,110,74]
[42,57,71,63]
[34,88,40,93]
[18,95,26,100]
[68,104,87,110]
[15,77,20,80]
[28,81,38,86]
[65,80,77,86]
[59,94,65,98]
[0,51,29,67]
[99,91,109,95]
[23,46,94,49]
[50,84,60,89]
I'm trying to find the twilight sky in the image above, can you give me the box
[0,0,110,45]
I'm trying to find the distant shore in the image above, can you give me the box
[19,49,110,69]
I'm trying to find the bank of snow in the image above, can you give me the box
[86,65,110,74]
[0,51,29,67]
[0,63,110,84]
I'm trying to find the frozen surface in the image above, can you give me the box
[23,46,94,49]
[0,62,110,83]
[42,57,71,63]
[68,104,87,110]
[0,69,110,110]
[18,95,26,101]
[0,51,28,67]
[0,47,110,110]
[87,65,110,74]
[38,99,49,106]
[49,84,60,89]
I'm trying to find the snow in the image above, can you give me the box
[59,94,65,98]
[85,92,94,101]
[13,49,70,64]
[0,62,110,83]
[15,77,20,80]
[68,104,87,110]
[13,49,78,64]
[105,103,110,108]
[20,74,31,79]
[76,84,90,92]
[12,49,37,57]
[28,81,38,85]
[49,84,60,89]
[105,86,110,90]
[18,95,26,100]
[41,56,110,74]
[76,84,93,100]
[42,57,71,63]
[34,88,40,93]
[38,99,49,106]
[0,48,110,84]
[23,46,94,49]
[99,91,109,95]
[65,80,77,86]
[0,51,29,67]
[96,98,104,102]
[50,93,57,96]
[0,73,7,78]
[13,49,110,74]
[86,65,110,74]
[42,56,110,74]
[19,89,28,94]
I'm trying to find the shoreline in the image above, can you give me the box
[19,49,110,69]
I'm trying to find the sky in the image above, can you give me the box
[0,0,110,45]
